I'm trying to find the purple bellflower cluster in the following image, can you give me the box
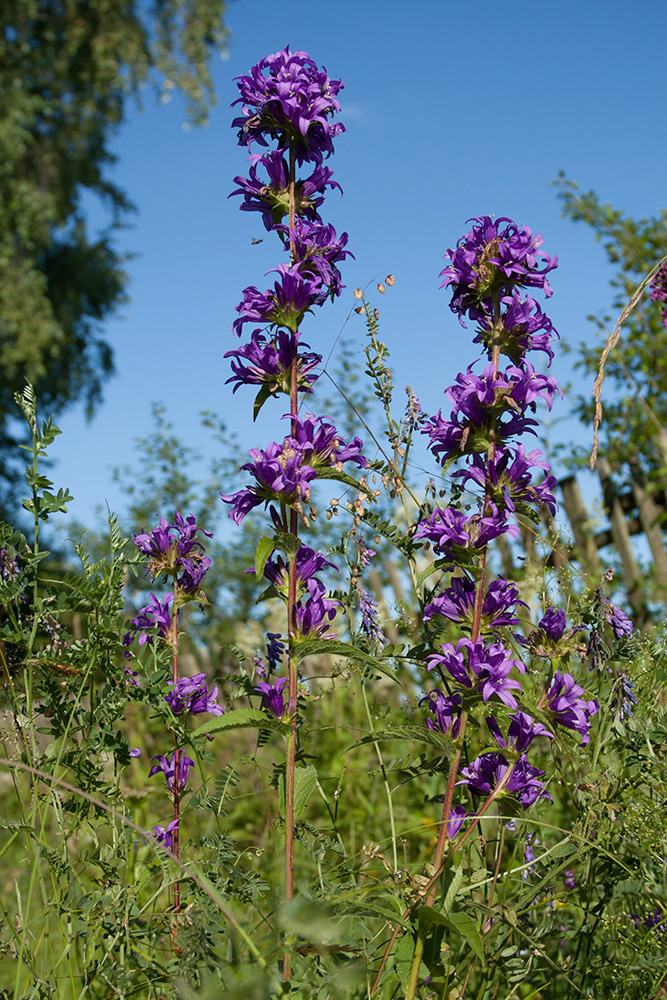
[418,216,599,832]
[223,47,367,726]
[124,512,221,866]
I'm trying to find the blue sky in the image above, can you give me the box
[47,0,667,531]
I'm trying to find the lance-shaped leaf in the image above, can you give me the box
[195,708,291,738]
[291,638,400,682]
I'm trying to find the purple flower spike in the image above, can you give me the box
[225,330,322,395]
[358,586,386,648]
[232,47,344,164]
[605,600,634,639]
[266,632,285,671]
[255,676,289,718]
[165,672,224,716]
[650,260,667,327]
[546,671,599,745]
[487,711,554,754]
[458,752,552,809]
[148,752,195,791]
[149,819,179,851]
[420,690,463,739]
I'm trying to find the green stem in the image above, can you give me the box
[283,139,299,984]
[360,676,397,871]
[171,582,181,918]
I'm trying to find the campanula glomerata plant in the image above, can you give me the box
[2,45,667,1000]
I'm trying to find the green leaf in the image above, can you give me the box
[272,532,302,560]
[254,536,275,581]
[314,466,366,492]
[448,910,485,963]
[294,764,318,819]
[253,384,276,421]
[347,725,453,754]
[334,900,409,929]
[416,561,442,588]
[194,708,291,738]
[550,838,576,858]
[291,638,399,681]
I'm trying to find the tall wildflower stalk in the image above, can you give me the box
[124,512,221,919]
[222,47,365,980]
[391,217,601,998]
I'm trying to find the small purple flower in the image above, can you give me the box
[447,803,469,838]
[546,671,599,745]
[165,673,224,716]
[230,150,342,231]
[225,330,322,395]
[605,600,633,639]
[424,576,527,630]
[148,752,195,791]
[232,268,323,338]
[278,219,352,300]
[426,637,525,709]
[612,673,637,721]
[133,512,212,591]
[415,505,518,560]
[255,676,289,718]
[261,545,336,597]
[123,592,175,656]
[356,539,376,568]
[232,47,344,164]
[539,608,567,642]
[455,445,558,517]
[357,585,386,648]
[0,546,20,582]
[650,260,667,327]
[420,690,463,739]
[293,578,339,640]
[290,412,366,471]
[487,711,554,754]
[149,819,179,851]
[221,439,317,524]
[458,752,552,809]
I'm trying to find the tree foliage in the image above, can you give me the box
[555,173,667,480]
[0,0,230,511]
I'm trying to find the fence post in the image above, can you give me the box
[628,457,667,591]
[596,457,647,625]
[559,475,601,577]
